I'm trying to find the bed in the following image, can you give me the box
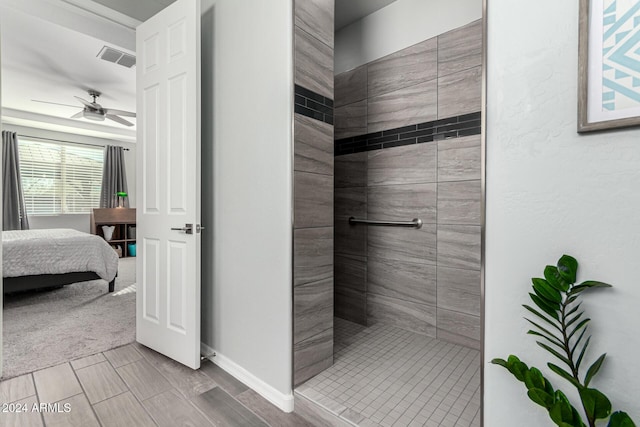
[3,229,119,294]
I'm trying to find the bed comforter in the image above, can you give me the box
[3,229,119,281]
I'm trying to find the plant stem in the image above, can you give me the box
[560,293,595,427]
[559,296,579,379]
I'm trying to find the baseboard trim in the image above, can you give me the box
[200,342,216,359]
[200,342,294,413]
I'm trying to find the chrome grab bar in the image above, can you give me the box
[348,217,423,229]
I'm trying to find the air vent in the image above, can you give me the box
[97,46,136,68]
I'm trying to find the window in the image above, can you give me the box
[19,140,104,215]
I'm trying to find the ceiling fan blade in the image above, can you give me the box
[105,108,136,118]
[106,114,134,127]
[74,96,94,108]
[70,111,84,119]
[32,99,80,109]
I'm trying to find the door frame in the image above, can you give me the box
[480,0,488,425]
[0,0,204,375]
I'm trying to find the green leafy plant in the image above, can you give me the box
[491,255,636,427]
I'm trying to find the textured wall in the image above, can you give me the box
[292,0,335,387]
[486,0,640,424]
[334,20,483,349]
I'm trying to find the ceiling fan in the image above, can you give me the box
[72,90,135,126]
[34,90,136,127]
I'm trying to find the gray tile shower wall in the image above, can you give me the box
[295,27,333,99]
[437,20,483,78]
[333,19,482,349]
[367,80,438,133]
[334,65,366,108]
[367,38,438,98]
[334,100,367,139]
[333,151,367,327]
[293,0,335,387]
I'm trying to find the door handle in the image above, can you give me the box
[171,224,193,234]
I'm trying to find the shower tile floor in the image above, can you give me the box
[296,318,481,427]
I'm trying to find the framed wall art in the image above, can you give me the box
[579,0,640,132]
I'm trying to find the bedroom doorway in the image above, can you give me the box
[0,1,137,378]
[0,0,203,377]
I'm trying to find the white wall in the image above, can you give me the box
[2,124,136,232]
[486,0,640,425]
[335,0,482,74]
[200,0,293,409]
[29,215,91,233]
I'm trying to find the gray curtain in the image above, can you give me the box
[100,145,129,208]
[2,131,30,230]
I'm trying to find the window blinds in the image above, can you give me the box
[18,140,104,215]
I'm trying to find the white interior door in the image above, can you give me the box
[136,0,201,369]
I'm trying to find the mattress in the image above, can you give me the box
[3,228,119,281]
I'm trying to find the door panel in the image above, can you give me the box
[136,0,201,369]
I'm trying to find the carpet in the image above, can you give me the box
[2,258,136,379]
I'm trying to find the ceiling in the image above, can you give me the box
[0,0,396,142]
[89,0,172,22]
[91,0,399,32]
[0,2,137,141]
[335,0,397,30]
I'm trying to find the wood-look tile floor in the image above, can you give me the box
[297,318,481,427]
[0,342,315,427]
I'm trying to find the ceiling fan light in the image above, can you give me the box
[83,110,105,121]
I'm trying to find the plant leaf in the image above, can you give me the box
[566,302,583,318]
[566,295,579,304]
[526,367,547,390]
[568,318,591,341]
[565,311,584,329]
[507,355,529,382]
[608,411,636,427]
[548,362,582,389]
[530,290,561,311]
[570,407,588,427]
[523,305,562,331]
[550,390,582,425]
[570,281,613,296]
[528,330,565,349]
[525,318,564,343]
[527,387,553,409]
[490,358,508,368]
[579,387,612,420]
[577,280,612,289]
[537,341,572,368]
[570,327,589,355]
[544,265,570,292]
[576,336,592,370]
[491,356,532,384]
[532,278,562,303]
[557,255,578,284]
[529,293,560,320]
[584,353,606,387]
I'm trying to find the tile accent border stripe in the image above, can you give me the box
[335,111,481,156]
[295,84,334,125]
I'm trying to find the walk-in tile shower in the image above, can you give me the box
[291,1,483,425]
